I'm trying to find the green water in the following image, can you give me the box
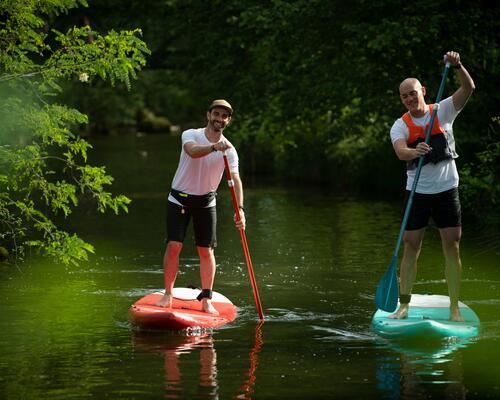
[1,134,499,399]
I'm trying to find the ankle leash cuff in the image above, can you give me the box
[197,289,213,301]
[399,294,412,304]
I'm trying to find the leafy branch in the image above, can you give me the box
[0,0,150,265]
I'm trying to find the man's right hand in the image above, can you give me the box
[213,140,232,152]
[414,142,431,158]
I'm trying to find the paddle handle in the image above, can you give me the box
[223,153,265,320]
[393,62,451,257]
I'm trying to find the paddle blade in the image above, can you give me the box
[375,257,399,312]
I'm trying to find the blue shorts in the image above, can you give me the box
[404,187,462,231]
[166,201,217,248]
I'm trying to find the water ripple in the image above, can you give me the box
[262,308,343,322]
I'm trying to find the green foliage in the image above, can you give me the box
[9,0,498,221]
[0,0,149,264]
[460,117,500,225]
[225,0,498,199]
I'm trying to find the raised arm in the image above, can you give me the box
[445,51,475,111]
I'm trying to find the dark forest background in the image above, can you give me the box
[1,0,499,263]
[53,0,500,221]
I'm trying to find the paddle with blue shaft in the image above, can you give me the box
[222,152,265,321]
[375,58,451,312]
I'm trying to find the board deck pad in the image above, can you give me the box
[372,294,480,339]
[129,287,238,330]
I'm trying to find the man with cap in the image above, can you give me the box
[156,99,245,314]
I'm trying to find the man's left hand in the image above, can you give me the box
[234,210,246,230]
[445,50,460,67]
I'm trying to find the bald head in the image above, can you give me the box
[398,77,427,116]
[399,78,422,94]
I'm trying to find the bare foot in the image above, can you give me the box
[155,293,172,308]
[450,307,465,322]
[201,299,219,315]
[389,304,409,319]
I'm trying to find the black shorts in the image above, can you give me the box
[404,187,461,231]
[166,201,217,248]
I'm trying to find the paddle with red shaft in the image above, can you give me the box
[222,152,265,320]
[375,58,451,312]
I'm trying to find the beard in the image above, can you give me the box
[209,118,226,132]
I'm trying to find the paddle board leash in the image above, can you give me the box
[223,152,265,320]
[375,57,451,312]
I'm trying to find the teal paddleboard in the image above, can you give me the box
[372,294,480,339]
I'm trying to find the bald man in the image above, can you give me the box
[389,51,475,322]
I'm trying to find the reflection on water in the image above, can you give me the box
[132,323,264,399]
[376,338,476,399]
[236,322,264,400]
[133,331,218,399]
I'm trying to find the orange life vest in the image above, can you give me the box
[401,104,452,169]
[402,104,445,145]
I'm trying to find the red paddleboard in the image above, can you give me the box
[129,287,238,330]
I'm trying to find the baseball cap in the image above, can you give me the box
[208,99,233,115]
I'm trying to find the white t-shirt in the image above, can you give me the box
[390,96,460,194]
[168,128,239,207]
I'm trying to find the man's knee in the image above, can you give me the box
[166,241,183,258]
[440,227,461,252]
[197,246,214,261]
[442,238,460,258]
[403,232,424,253]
